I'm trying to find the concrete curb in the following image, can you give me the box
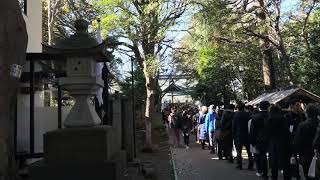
[170,147,179,180]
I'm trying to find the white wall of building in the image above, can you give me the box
[18,92,44,108]
[17,107,72,153]
[18,1,52,154]
[162,94,193,104]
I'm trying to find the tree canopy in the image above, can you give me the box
[175,0,320,104]
[41,0,320,147]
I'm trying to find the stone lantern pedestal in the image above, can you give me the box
[29,20,127,180]
[60,77,103,127]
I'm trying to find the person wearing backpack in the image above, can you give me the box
[250,101,270,180]
[294,103,319,180]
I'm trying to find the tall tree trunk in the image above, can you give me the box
[260,40,276,90]
[143,70,156,148]
[48,0,54,45]
[0,0,28,179]
[278,44,293,84]
[47,0,60,45]
[255,0,276,90]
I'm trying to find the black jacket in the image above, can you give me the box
[266,113,291,169]
[221,110,234,137]
[313,124,320,149]
[250,111,269,151]
[221,110,234,146]
[232,111,250,146]
[294,118,318,167]
[181,112,193,130]
[284,112,305,143]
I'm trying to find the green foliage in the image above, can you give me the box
[42,0,97,44]
[118,64,146,106]
[175,1,265,103]
[92,0,191,116]
[285,8,320,95]
[93,0,190,64]
[176,0,320,104]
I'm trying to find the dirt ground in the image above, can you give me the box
[133,112,175,180]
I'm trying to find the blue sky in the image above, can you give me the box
[282,0,299,13]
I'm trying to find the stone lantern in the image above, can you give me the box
[43,19,106,127]
[30,20,127,180]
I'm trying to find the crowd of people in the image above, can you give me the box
[162,100,320,180]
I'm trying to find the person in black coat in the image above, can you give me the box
[312,104,320,149]
[284,101,306,148]
[266,105,291,180]
[294,103,319,180]
[284,101,306,179]
[232,102,253,170]
[181,109,193,149]
[221,104,235,163]
[250,101,270,180]
[215,109,224,160]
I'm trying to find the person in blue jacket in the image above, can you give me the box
[198,106,208,150]
[206,105,217,154]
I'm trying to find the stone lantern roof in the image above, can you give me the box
[42,19,109,61]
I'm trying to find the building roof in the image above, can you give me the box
[161,79,188,96]
[163,83,182,92]
[246,87,320,106]
[42,19,110,61]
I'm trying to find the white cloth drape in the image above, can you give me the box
[95,20,104,106]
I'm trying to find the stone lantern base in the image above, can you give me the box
[30,158,126,180]
[29,126,127,180]
[59,77,103,127]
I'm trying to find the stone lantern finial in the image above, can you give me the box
[74,19,89,34]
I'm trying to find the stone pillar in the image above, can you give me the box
[121,98,134,161]
[111,93,122,154]
[25,0,42,53]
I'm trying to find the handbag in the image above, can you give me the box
[215,130,222,140]
[308,150,318,178]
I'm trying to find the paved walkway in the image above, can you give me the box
[171,134,285,180]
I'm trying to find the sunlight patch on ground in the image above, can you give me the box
[211,157,220,160]
[210,149,249,160]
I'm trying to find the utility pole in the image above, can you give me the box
[131,57,136,158]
